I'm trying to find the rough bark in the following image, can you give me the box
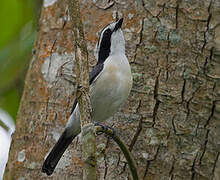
[68,0,97,179]
[4,0,220,180]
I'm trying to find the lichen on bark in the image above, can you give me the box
[4,0,220,179]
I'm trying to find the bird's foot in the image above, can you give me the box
[94,121,107,135]
[94,122,117,138]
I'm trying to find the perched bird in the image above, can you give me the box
[42,18,132,176]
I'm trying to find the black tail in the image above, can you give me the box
[42,130,76,176]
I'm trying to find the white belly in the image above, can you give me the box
[90,54,132,122]
[66,54,132,136]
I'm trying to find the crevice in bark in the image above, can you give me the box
[143,146,160,178]
[170,174,174,180]
[201,0,212,52]
[141,0,153,17]
[165,54,169,82]
[119,162,127,175]
[186,80,200,121]
[141,0,164,22]
[181,78,186,103]
[205,100,216,128]
[194,117,201,139]
[199,129,210,165]
[104,138,110,179]
[167,32,170,49]
[121,100,143,175]
[153,30,158,42]
[116,151,121,168]
[194,54,200,71]
[62,8,68,29]
[129,99,142,152]
[156,3,166,18]
[129,117,143,152]
[191,153,198,180]
[175,0,180,29]
[152,65,161,127]
[45,96,50,122]
[171,115,177,135]
[204,46,214,76]
[212,82,216,92]
[212,152,220,179]
[152,97,160,127]
[166,130,171,140]
[208,0,213,13]
[169,156,175,179]
[132,18,144,64]
[166,29,170,82]
[143,161,151,179]
[203,57,208,75]
[209,46,214,61]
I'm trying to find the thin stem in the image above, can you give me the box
[68,0,97,179]
[95,126,139,180]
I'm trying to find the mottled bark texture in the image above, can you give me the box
[4,0,220,179]
[68,0,97,179]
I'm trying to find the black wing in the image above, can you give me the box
[89,63,104,84]
[70,63,104,114]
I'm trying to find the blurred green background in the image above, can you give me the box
[0,0,42,125]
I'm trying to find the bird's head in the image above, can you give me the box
[96,18,125,63]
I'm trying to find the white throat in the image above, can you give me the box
[110,29,125,55]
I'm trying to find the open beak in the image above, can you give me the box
[114,18,123,31]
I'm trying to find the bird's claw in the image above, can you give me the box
[94,121,107,135]
[94,122,117,138]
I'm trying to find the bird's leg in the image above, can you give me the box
[94,121,117,138]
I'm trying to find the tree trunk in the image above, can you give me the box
[5,0,220,179]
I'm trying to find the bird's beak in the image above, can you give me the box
[114,18,123,31]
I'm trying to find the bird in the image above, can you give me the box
[42,18,133,176]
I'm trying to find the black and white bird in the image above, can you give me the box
[42,18,132,175]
